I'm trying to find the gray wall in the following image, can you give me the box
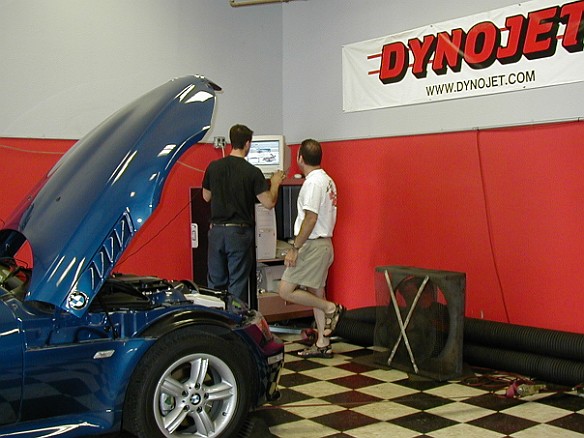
[1,0,582,143]
[0,0,283,140]
[282,0,584,142]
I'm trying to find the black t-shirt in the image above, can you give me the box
[202,156,268,225]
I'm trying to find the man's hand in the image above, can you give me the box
[270,169,286,186]
[284,247,299,267]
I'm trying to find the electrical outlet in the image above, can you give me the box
[213,136,226,149]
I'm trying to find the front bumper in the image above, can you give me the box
[265,345,284,401]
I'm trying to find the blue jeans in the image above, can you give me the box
[207,226,254,302]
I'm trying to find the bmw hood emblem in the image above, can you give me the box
[68,291,89,310]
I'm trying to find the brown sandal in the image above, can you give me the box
[323,304,345,337]
[297,344,333,359]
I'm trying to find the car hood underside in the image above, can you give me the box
[0,75,220,317]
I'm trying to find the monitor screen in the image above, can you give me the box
[246,135,288,176]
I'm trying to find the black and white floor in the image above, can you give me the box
[250,333,584,438]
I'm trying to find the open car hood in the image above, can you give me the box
[0,75,219,316]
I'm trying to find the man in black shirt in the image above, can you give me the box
[202,124,285,303]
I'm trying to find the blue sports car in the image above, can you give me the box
[0,76,284,438]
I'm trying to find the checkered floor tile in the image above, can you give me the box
[253,333,584,438]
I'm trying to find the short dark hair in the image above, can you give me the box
[229,124,253,150]
[299,139,322,166]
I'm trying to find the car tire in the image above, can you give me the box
[123,327,253,438]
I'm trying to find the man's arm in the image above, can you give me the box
[202,188,212,202]
[256,170,285,209]
[284,210,317,267]
[292,210,317,250]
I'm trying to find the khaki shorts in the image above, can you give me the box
[281,238,334,290]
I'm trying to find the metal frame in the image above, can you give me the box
[384,270,430,373]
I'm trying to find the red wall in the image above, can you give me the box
[322,124,584,334]
[2,121,583,333]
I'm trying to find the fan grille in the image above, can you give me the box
[373,266,466,381]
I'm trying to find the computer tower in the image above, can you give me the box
[190,188,210,286]
[276,184,301,241]
[255,204,277,260]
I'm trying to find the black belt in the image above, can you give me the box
[210,223,251,228]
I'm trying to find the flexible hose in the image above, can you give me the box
[465,317,584,362]
[335,317,375,347]
[464,343,584,387]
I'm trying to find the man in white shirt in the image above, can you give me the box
[278,139,345,358]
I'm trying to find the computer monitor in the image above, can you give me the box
[246,135,289,177]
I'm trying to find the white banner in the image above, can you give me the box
[342,0,584,112]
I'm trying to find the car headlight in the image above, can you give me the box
[243,309,274,344]
[256,314,274,342]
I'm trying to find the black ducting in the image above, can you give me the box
[464,317,584,386]
[464,344,584,387]
[465,317,584,362]
[336,309,376,347]
[336,307,584,386]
